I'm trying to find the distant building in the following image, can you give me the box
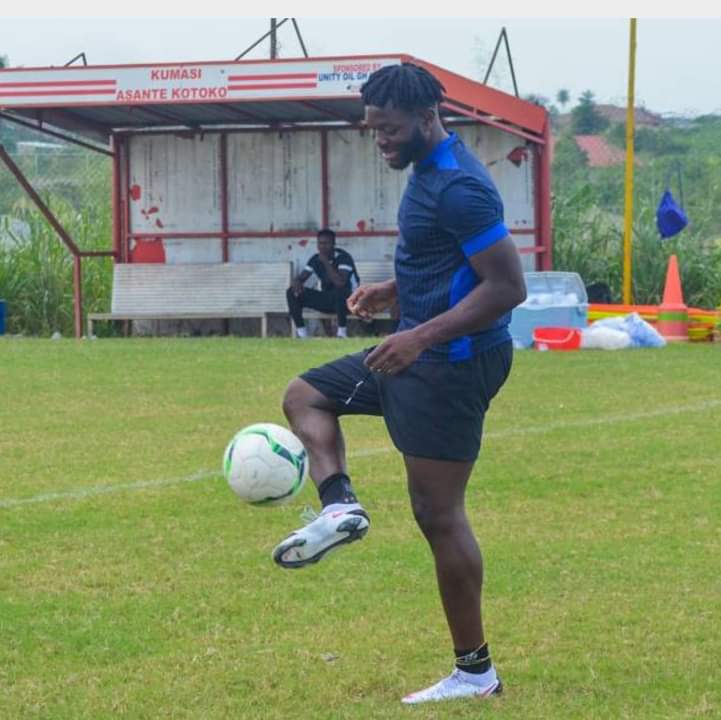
[548,133,639,168]
[573,135,627,167]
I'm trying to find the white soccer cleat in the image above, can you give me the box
[401,668,503,705]
[272,503,369,569]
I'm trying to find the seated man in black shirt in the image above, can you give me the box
[286,228,359,338]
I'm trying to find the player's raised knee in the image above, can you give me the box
[281,378,311,421]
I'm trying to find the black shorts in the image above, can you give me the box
[300,341,513,462]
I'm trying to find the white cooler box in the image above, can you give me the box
[509,271,589,348]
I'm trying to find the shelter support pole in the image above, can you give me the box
[291,19,309,58]
[124,138,131,263]
[623,18,637,304]
[220,133,230,263]
[539,116,553,270]
[321,130,329,228]
[111,135,122,261]
[220,132,230,335]
[73,255,83,339]
[270,18,278,59]
[532,114,553,271]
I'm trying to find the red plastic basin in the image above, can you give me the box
[533,326,582,351]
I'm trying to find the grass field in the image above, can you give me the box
[1,337,720,719]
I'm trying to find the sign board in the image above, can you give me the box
[0,57,402,109]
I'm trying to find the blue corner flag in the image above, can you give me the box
[656,190,688,239]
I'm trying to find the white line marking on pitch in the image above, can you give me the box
[2,399,719,509]
[0,469,217,509]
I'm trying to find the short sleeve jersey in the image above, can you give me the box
[305,248,358,292]
[395,132,512,362]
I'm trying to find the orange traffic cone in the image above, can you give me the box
[657,254,688,342]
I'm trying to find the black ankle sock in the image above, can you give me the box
[455,643,492,674]
[317,473,358,507]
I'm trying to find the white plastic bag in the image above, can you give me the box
[589,313,666,348]
[580,325,633,350]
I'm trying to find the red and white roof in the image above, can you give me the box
[0,54,546,143]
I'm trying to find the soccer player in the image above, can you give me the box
[273,62,526,704]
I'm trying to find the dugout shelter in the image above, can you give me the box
[0,53,551,337]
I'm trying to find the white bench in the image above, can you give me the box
[295,260,396,335]
[87,262,291,337]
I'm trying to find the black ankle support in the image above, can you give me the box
[455,643,492,674]
[318,473,358,507]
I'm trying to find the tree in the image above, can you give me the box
[571,90,609,135]
[0,55,7,68]
[556,88,570,110]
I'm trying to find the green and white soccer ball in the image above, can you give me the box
[223,423,308,505]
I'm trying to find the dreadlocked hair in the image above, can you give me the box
[360,62,445,111]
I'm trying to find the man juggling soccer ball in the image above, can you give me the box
[273,62,526,705]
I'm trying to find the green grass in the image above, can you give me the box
[1,337,720,719]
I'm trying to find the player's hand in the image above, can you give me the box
[347,281,397,320]
[291,279,304,297]
[364,329,424,375]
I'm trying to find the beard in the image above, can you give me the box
[388,126,427,170]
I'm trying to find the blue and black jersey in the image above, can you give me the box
[395,132,512,362]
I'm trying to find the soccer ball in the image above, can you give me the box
[223,423,308,505]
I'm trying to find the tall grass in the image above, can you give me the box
[552,123,721,307]
[0,140,113,336]
[0,195,113,336]
[553,180,721,307]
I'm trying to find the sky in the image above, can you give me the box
[2,13,721,116]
